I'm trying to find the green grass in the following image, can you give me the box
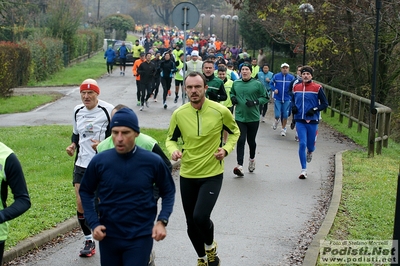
[0,126,168,250]
[0,95,60,114]
[317,113,400,266]
[28,52,107,87]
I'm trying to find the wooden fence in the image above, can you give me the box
[318,82,392,156]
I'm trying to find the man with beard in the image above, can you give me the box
[166,72,240,266]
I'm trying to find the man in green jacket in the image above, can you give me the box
[230,62,268,177]
[166,72,240,266]
[202,59,227,102]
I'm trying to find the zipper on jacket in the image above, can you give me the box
[196,110,200,136]
[301,83,306,119]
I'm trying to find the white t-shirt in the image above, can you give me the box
[72,100,114,168]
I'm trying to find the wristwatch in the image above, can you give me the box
[313,107,318,111]
[157,219,168,227]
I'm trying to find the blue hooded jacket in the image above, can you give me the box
[270,72,295,102]
[104,47,116,63]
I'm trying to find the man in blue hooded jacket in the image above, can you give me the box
[104,45,116,75]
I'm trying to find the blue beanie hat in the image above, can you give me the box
[110,108,140,133]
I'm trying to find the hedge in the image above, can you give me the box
[0,42,30,96]
[0,28,105,96]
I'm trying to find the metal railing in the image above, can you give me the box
[318,82,392,155]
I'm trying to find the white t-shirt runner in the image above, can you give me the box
[72,100,114,168]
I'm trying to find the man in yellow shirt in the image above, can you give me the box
[132,40,145,64]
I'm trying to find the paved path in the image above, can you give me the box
[1,68,351,265]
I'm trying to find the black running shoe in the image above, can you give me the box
[79,240,96,257]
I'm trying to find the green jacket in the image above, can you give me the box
[220,79,234,108]
[0,144,12,240]
[230,78,268,122]
[166,99,240,178]
[97,133,158,153]
[205,75,227,102]
[174,59,184,81]
[0,143,31,241]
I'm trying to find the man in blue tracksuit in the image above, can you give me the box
[80,108,175,265]
[291,66,328,179]
[104,45,116,75]
[269,62,295,136]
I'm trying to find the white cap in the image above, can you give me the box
[191,50,199,56]
[281,63,289,68]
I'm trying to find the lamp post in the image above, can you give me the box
[368,0,381,157]
[299,3,314,66]
[210,14,215,36]
[221,15,226,42]
[225,15,231,45]
[200,13,205,34]
[232,15,238,46]
[97,0,100,21]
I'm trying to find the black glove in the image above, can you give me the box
[231,96,238,105]
[207,90,219,101]
[245,99,259,107]
[306,107,318,116]
[292,106,298,114]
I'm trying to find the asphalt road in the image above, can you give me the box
[1,67,353,265]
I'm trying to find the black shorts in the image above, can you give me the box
[175,80,183,87]
[120,57,127,66]
[73,165,86,185]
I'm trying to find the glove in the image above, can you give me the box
[231,96,238,105]
[306,107,318,116]
[207,90,219,101]
[292,106,298,114]
[245,99,259,107]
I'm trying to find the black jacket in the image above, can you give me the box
[138,61,156,84]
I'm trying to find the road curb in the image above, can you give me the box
[302,150,345,266]
[3,218,79,264]
[3,160,181,264]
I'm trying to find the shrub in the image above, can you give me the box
[66,28,104,62]
[19,37,64,83]
[0,42,30,96]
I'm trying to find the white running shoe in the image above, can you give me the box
[299,170,307,179]
[272,119,279,130]
[233,165,244,177]
[307,151,313,163]
[280,128,287,136]
[248,158,256,172]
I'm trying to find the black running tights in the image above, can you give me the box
[236,120,260,165]
[180,174,223,257]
